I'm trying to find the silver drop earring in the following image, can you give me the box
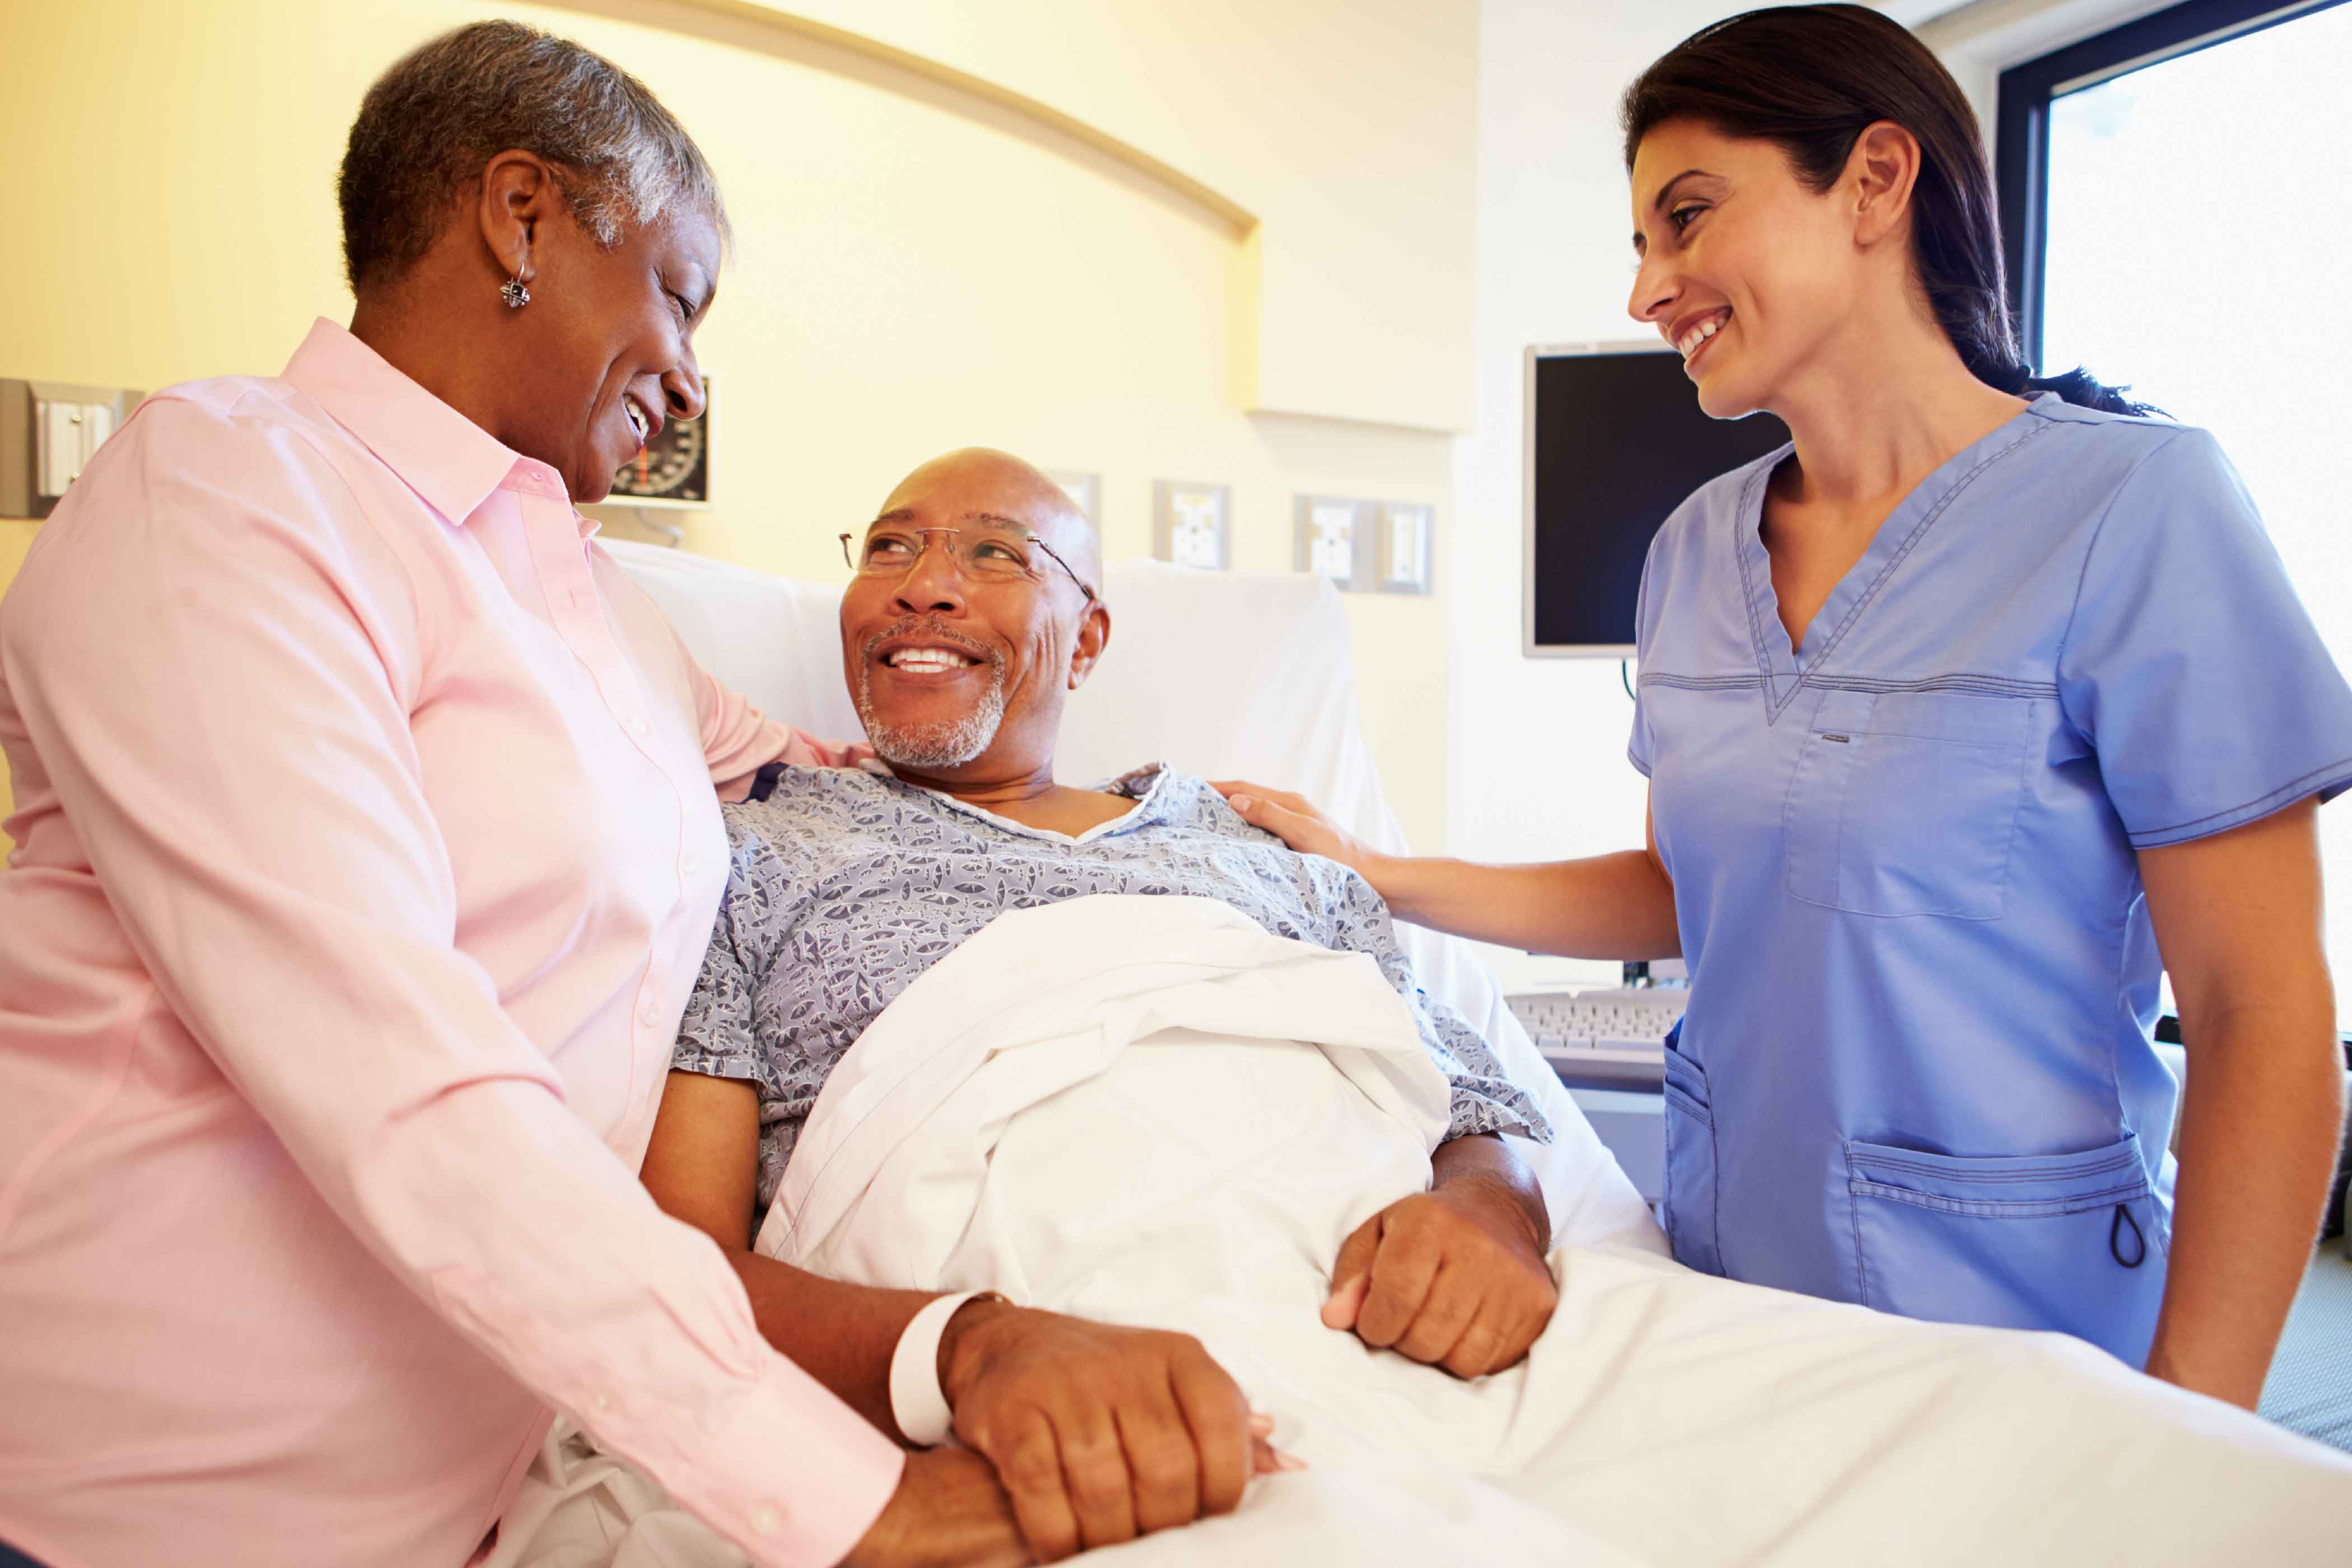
[501,274,531,309]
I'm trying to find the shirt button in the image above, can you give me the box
[592,1392,611,1412]
[680,856,699,878]
[752,1507,782,1536]
[631,717,651,739]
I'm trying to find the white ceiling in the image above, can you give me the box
[1873,0,1987,25]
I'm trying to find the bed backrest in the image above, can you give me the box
[603,538,1659,1251]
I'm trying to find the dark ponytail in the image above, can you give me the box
[1621,4,2151,415]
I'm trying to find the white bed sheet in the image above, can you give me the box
[497,895,2350,1568]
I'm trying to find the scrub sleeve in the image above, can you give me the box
[2056,427,2352,844]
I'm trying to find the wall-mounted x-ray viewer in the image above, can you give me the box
[1,381,145,518]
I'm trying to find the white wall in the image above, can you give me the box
[1915,0,2182,126]
[1447,0,1745,988]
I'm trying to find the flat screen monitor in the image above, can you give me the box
[1524,342,1790,657]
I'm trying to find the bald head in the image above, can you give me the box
[838,446,1113,790]
[876,447,1102,592]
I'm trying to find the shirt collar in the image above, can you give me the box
[858,758,1184,844]
[280,318,551,527]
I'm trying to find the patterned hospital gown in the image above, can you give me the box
[673,761,1550,1215]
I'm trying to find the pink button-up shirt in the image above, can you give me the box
[0,321,903,1568]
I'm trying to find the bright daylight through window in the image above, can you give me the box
[2039,1,2352,1018]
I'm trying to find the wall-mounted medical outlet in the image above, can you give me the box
[1,380,146,518]
[1294,496,1437,594]
[1049,469,1102,524]
[1294,495,1361,588]
[1376,502,1434,595]
[1153,479,1230,570]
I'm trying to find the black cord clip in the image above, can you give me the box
[2110,1203,2146,1269]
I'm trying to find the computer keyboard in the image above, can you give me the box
[1504,986,1683,1088]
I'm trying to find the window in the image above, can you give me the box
[1999,0,2352,1020]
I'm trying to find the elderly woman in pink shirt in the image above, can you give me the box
[0,23,1262,1568]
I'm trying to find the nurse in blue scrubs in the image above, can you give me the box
[1220,4,2352,1411]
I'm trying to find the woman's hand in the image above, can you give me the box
[844,1448,1033,1567]
[1211,781,1380,879]
[938,1302,1296,1562]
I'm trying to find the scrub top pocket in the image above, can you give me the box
[1783,690,2033,919]
[1660,1032,1726,1277]
[1843,1132,2166,1361]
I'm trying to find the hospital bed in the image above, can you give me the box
[603,544,2352,1443]
[507,541,2352,1566]
[603,538,1663,1254]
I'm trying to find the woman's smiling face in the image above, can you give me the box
[1626,119,1868,421]
[491,189,719,505]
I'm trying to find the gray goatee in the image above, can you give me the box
[855,633,1009,769]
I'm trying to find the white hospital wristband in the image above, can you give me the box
[890,1290,1005,1447]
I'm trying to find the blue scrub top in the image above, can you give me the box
[1629,394,2352,1365]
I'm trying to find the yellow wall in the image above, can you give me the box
[702,0,1483,432]
[0,523,36,852]
[0,0,1464,852]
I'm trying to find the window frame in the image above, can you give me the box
[1994,0,2348,367]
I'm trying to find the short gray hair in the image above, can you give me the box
[337,19,728,291]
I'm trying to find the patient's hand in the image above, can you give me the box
[1322,1171,1559,1379]
[937,1302,1289,1562]
[845,1448,1032,1567]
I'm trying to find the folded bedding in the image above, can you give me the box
[500,895,2352,1566]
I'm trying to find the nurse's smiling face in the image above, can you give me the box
[1626,120,1893,421]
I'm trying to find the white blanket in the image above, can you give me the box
[506,895,2352,1566]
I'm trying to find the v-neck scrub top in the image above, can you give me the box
[1628,394,2352,1365]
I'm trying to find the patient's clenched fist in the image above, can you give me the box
[1322,1178,1559,1379]
[936,1303,1269,1562]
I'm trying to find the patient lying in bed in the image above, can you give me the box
[652,444,1571,1385]
[669,754,1574,1356]
[603,447,2351,1567]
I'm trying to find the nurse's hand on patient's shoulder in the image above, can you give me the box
[935,1301,1296,1562]
[1321,1174,1559,1379]
[1213,781,1379,878]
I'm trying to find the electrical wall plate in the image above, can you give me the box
[1048,469,1101,523]
[1376,501,1435,595]
[1,380,146,518]
[1293,496,1438,593]
[1152,479,1230,570]
[1293,495,1366,589]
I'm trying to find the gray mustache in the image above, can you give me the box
[865,618,1004,670]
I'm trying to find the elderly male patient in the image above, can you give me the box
[636,448,1563,1547]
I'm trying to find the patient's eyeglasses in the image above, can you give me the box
[841,524,1097,603]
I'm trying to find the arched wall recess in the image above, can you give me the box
[557,0,1480,435]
